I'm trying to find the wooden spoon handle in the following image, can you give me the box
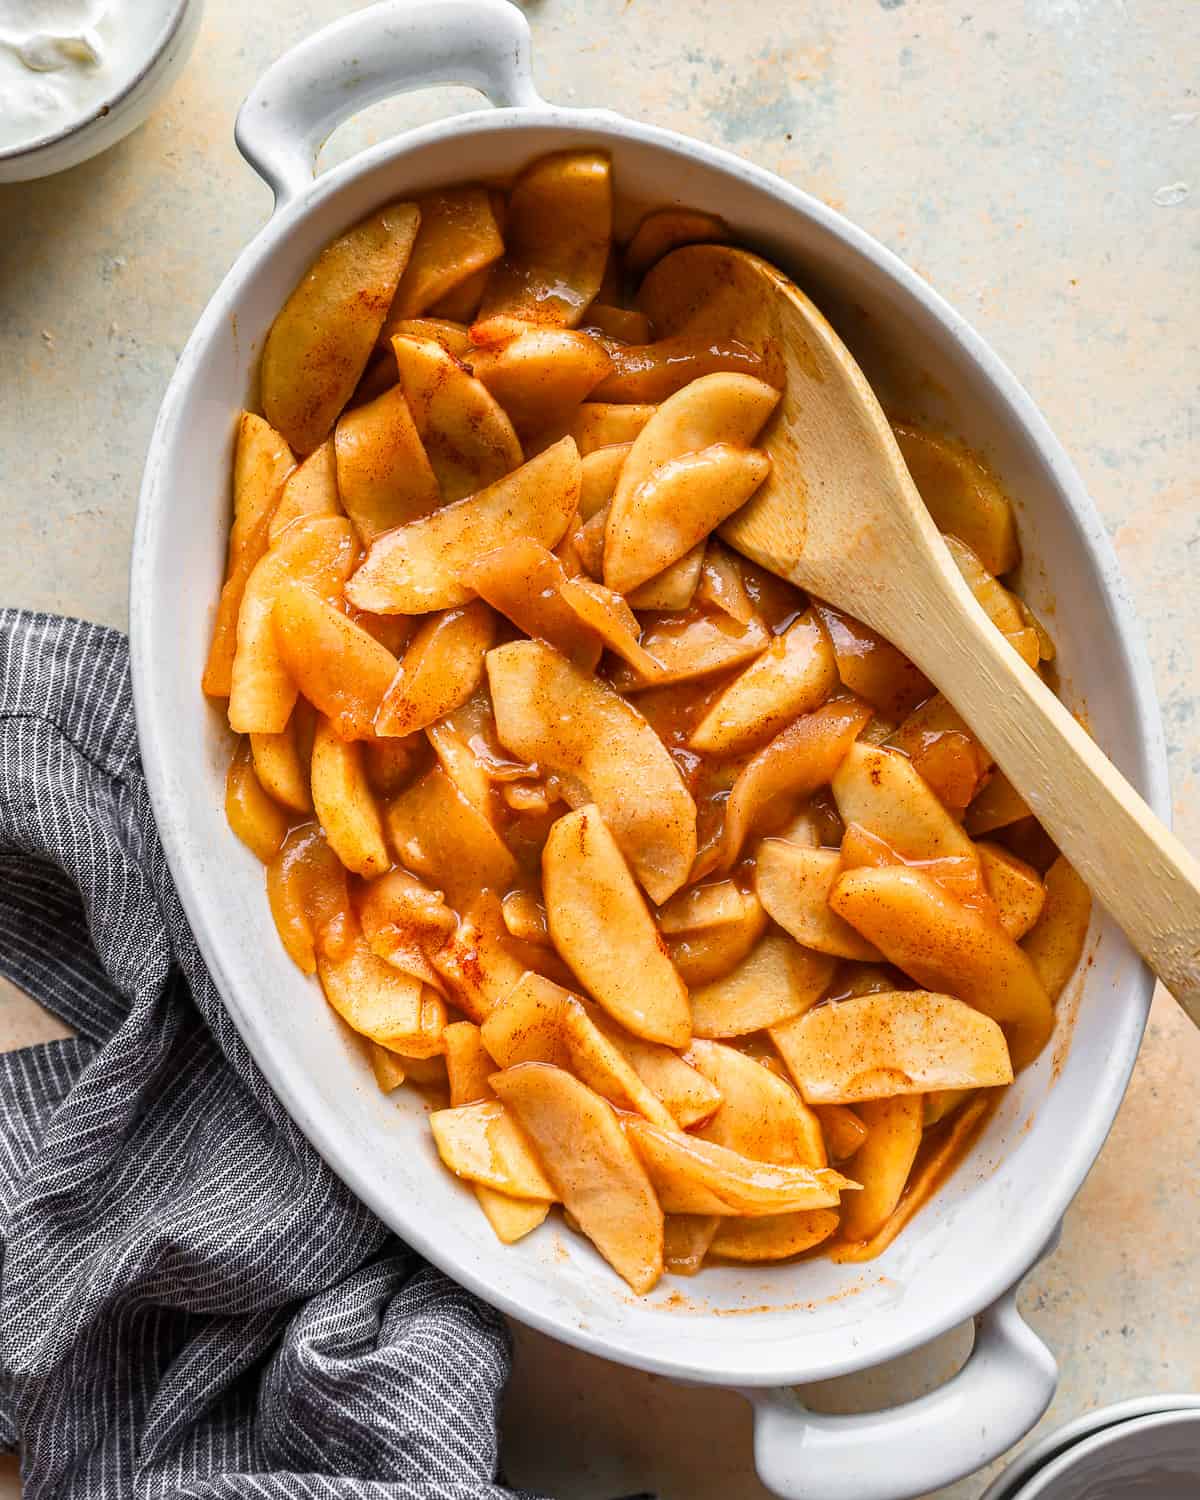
[891,568,1200,1023]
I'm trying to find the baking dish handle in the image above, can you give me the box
[236,0,544,210]
[746,1281,1057,1500]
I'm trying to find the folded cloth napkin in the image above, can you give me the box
[0,609,549,1499]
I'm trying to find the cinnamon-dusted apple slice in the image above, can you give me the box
[687,1040,826,1167]
[586,1011,722,1128]
[690,931,833,1039]
[492,1063,664,1294]
[594,337,770,405]
[480,972,677,1129]
[272,583,400,741]
[464,538,603,671]
[1021,856,1092,1003]
[444,1021,497,1107]
[659,884,769,988]
[978,843,1047,940]
[228,517,357,734]
[624,1119,855,1217]
[611,371,780,523]
[359,868,456,990]
[755,841,883,962]
[433,896,528,1023]
[832,741,981,870]
[888,692,992,814]
[625,545,706,611]
[251,700,314,815]
[716,696,875,870]
[318,931,446,1057]
[603,443,771,594]
[558,576,662,678]
[334,385,440,542]
[771,990,1013,1105]
[625,206,730,281]
[964,770,1030,837]
[837,1096,923,1243]
[943,534,1038,668]
[387,317,472,358]
[387,766,518,910]
[263,201,420,454]
[893,422,1019,577]
[269,440,342,543]
[696,538,755,623]
[690,608,837,754]
[382,185,504,329]
[225,740,290,863]
[486,639,696,903]
[578,443,631,518]
[471,327,613,438]
[812,602,932,720]
[476,152,612,331]
[267,824,354,974]
[310,717,390,879]
[375,600,496,736]
[710,1209,840,1263]
[203,413,295,696]
[347,439,581,614]
[567,402,656,455]
[829,865,1053,1041]
[391,333,522,502]
[585,304,652,344]
[430,1099,557,1201]
[542,806,691,1048]
[663,1214,720,1276]
[611,609,768,693]
[475,1188,550,1245]
[814,1103,868,1163]
[363,1040,407,1093]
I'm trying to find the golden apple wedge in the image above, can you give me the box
[391,333,522,502]
[492,1063,664,1295]
[487,639,696,903]
[542,806,691,1048]
[690,930,833,1038]
[262,201,420,454]
[347,439,581,615]
[770,989,1013,1105]
[227,517,358,734]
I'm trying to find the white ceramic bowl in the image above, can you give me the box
[0,0,202,184]
[128,4,1169,1498]
[1008,1409,1200,1500]
[980,1395,1200,1500]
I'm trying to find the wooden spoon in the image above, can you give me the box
[640,244,1200,1022]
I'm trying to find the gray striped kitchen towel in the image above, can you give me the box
[0,608,550,1500]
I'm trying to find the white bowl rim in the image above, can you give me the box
[130,100,1170,1387]
[1004,1407,1200,1500]
[980,1394,1200,1500]
[0,0,192,164]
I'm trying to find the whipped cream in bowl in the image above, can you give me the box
[0,0,197,175]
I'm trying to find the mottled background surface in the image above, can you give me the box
[1,0,1197,1495]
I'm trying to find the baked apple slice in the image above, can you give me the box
[486,639,696,903]
[492,1063,664,1294]
[347,439,581,614]
[770,989,1013,1105]
[262,201,420,454]
[542,806,691,1048]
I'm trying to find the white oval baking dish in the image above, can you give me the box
[128,4,1170,1497]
